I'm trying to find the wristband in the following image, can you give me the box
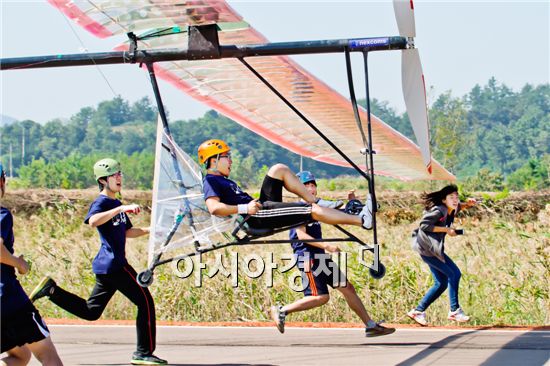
[237,204,248,214]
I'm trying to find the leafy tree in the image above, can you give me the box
[462,168,505,192]
[2,80,548,190]
[429,91,468,173]
[506,156,550,191]
[229,149,257,188]
[359,98,414,141]
[95,96,132,126]
[130,97,157,123]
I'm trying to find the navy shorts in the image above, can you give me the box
[1,304,50,353]
[247,175,312,229]
[299,254,347,296]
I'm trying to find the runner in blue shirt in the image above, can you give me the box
[0,162,63,365]
[29,159,167,365]
[269,171,395,337]
[198,139,373,231]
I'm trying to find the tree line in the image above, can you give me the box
[0,78,548,191]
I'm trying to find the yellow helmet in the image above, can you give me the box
[198,139,231,165]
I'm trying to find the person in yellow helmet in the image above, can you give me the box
[198,139,373,231]
[29,159,167,365]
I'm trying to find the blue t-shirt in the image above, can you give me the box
[203,174,253,205]
[0,207,32,316]
[84,195,132,274]
[289,221,325,257]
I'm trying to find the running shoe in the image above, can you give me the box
[359,194,373,230]
[131,352,167,365]
[316,198,344,209]
[270,305,286,334]
[29,276,56,302]
[407,309,428,326]
[365,323,396,337]
[448,308,470,323]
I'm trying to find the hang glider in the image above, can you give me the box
[145,115,383,286]
[45,0,454,182]
[1,0,457,285]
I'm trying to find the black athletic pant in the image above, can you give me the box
[49,263,156,355]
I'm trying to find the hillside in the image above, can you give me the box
[4,189,549,223]
[1,80,548,192]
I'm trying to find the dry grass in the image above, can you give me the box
[4,189,549,326]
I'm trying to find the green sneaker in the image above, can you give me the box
[131,353,167,365]
[29,277,56,303]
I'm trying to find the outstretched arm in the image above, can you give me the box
[205,197,262,216]
[88,204,141,227]
[0,238,29,275]
[126,227,149,238]
[460,198,478,210]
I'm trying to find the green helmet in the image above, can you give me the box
[94,158,121,181]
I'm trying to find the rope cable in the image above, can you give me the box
[55,4,118,97]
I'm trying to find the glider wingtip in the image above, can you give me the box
[426,162,432,175]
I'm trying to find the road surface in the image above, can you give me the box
[19,324,549,366]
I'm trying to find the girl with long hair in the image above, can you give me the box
[407,184,477,326]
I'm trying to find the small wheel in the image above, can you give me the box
[137,270,154,287]
[369,263,386,280]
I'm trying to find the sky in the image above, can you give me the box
[1,1,548,124]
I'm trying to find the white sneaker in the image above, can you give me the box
[407,309,428,326]
[359,194,373,230]
[316,198,344,209]
[270,305,286,333]
[448,308,470,323]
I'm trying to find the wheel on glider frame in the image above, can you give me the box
[137,270,154,287]
[369,263,386,280]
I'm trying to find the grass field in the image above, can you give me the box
[4,188,549,326]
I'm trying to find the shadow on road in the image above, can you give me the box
[479,330,550,366]
[395,327,550,366]
[395,328,487,366]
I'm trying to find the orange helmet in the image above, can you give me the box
[198,139,231,165]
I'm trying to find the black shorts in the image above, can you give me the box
[1,303,50,353]
[259,175,284,202]
[247,175,313,229]
[298,254,347,296]
[247,201,312,229]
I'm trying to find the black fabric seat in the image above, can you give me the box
[232,215,312,239]
[242,225,274,237]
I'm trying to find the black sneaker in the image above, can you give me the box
[29,277,56,303]
[131,352,167,365]
[270,305,286,334]
[365,323,396,338]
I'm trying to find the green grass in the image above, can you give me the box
[8,189,550,326]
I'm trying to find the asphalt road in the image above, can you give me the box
[21,325,550,366]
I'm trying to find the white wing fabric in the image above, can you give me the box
[148,116,234,266]
[49,0,455,181]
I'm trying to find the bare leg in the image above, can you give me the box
[1,346,31,366]
[311,205,362,226]
[281,294,330,315]
[336,282,372,325]
[26,337,63,366]
[266,164,317,203]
